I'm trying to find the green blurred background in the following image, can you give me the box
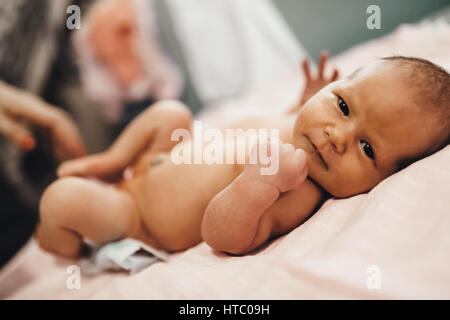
[274,0,450,60]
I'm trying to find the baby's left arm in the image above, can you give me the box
[202,140,323,255]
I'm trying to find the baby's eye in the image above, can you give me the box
[361,140,375,160]
[338,96,349,116]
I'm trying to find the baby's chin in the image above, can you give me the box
[308,176,348,198]
[304,162,359,199]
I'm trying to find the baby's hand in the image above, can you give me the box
[57,151,125,183]
[243,138,308,193]
[290,51,339,112]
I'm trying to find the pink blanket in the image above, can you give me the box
[1,22,450,299]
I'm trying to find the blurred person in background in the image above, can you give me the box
[0,0,184,267]
[0,0,89,267]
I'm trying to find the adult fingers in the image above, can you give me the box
[53,137,86,162]
[0,80,85,158]
[0,80,53,127]
[0,110,35,150]
[46,108,86,161]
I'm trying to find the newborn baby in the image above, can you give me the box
[37,55,450,257]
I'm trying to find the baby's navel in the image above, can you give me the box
[151,152,169,167]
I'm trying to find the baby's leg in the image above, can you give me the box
[37,177,140,257]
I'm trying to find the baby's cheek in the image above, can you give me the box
[327,162,374,197]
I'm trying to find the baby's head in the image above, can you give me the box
[293,56,450,198]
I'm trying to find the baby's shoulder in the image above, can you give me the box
[226,113,296,145]
[228,113,295,130]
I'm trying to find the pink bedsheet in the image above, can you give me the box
[1,22,450,299]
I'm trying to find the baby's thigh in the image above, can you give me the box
[40,177,140,244]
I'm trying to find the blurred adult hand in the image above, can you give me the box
[0,80,86,161]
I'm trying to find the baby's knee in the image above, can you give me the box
[39,177,85,226]
[151,99,192,129]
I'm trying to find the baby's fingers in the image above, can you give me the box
[57,154,106,177]
[318,51,329,79]
[301,58,311,81]
[57,152,126,182]
[330,68,339,82]
[295,149,309,181]
[0,110,35,150]
[57,159,88,177]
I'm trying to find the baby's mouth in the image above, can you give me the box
[307,136,328,170]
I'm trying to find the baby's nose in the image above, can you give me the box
[324,126,348,153]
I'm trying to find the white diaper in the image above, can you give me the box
[80,238,169,275]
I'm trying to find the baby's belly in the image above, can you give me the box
[119,150,241,251]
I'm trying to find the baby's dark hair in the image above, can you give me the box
[382,56,450,167]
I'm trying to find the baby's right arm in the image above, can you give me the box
[57,100,191,181]
[202,140,323,255]
[289,51,339,114]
